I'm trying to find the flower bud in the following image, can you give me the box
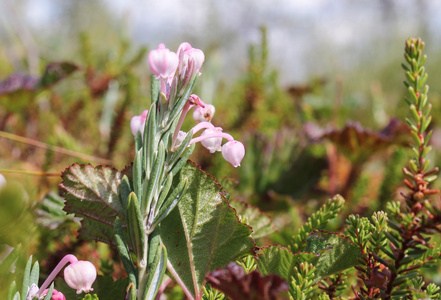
[221,141,245,167]
[26,283,39,300]
[130,110,148,137]
[193,104,215,123]
[201,128,223,153]
[42,289,66,300]
[177,42,205,78]
[63,260,97,294]
[148,44,179,80]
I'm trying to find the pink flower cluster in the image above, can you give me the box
[148,42,205,98]
[175,94,246,168]
[131,42,245,167]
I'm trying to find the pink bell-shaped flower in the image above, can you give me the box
[63,260,97,294]
[130,110,148,137]
[193,104,215,123]
[148,44,179,80]
[42,289,66,300]
[201,128,223,153]
[221,141,245,167]
[177,42,205,78]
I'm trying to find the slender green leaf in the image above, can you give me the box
[127,192,145,260]
[143,244,167,300]
[151,179,188,231]
[114,218,137,285]
[29,261,39,287]
[43,283,54,300]
[119,175,132,212]
[21,256,33,299]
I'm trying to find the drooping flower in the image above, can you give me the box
[148,44,179,80]
[63,260,97,294]
[222,141,245,167]
[130,110,149,137]
[200,128,223,153]
[193,104,215,123]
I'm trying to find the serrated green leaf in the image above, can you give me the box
[37,192,79,230]
[311,231,362,280]
[60,164,127,244]
[305,234,332,253]
[258,232,362,283]
[158,161,255,299]
[257,246,317,281]
[229,200,277,239]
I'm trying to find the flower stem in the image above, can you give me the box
[36,254,78,296]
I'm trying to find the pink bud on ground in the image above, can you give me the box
[193,104,215,123]
[42,289,66,300]
[130,110,148,137]
[201,128,223,153]
[148,44,179,79]
[64,261,97,294]
[221,141,245,167]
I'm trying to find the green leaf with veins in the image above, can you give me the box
[159,161,256,300]
[60,164,128,245]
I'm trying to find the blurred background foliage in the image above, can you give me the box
[1,0,441,298]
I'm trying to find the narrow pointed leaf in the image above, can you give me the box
[29,261,39,287]
[127,192,145,259]
[21,256,33,299]
[119,175,132,212]
[42,283,54,300]
[133,149,143,202]
[114,218,137,285]
[144,244,167,300]
[151,179,188,231]
[159,161,255,299]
